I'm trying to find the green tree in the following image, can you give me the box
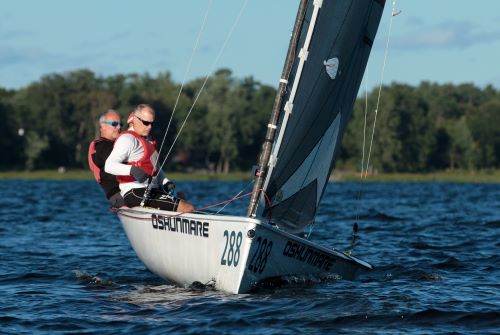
[24,131,49,171]
[427,127,452,170]
[468,99,500,168]
[447,117,476,169]
[0,93,25,169]
[1,71,498,172]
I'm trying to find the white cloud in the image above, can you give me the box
[391,20,500,49]
[0,45,46,65]
[77,32,132,49]
[0,30,35,40]
[405,16,424,27]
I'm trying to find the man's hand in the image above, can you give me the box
[109,192,125,208]
[130,166,150,183]
[163,181,176,194]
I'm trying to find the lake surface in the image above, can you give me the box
[0,180,499,334]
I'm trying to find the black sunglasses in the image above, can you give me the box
[135,115,154,126]
[101,121,123,127]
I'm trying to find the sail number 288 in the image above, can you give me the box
[247,237,273,274]
[220,230,243,267]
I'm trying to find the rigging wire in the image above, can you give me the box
[353,75,370,231]
[216,179,254,214]
[158,0,250,172]
[360,74,369,179]
[349,1,399,253]
[362,0,398,179]
[153,0,213,172]
[348,84,369,253]
[112,188,271,218]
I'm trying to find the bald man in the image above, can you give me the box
[88,109,125,208]
[105,104,194,212]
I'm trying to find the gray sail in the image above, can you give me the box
[258,0,385,232]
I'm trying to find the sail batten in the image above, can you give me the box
[258,0,385,232]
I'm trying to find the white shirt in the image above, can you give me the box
[105,133,166,195]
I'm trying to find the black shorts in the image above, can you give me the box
[123,188,180,211]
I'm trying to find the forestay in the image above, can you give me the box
[257,0,385,232]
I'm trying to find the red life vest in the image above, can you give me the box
[88,139,102,183]
[116,130,158,184]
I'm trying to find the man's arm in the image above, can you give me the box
[156,169,166,184]
[92,141,113,168]
[105,134,135,176]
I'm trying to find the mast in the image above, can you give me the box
[247,0,309,217]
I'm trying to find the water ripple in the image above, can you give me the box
[0,180,498,334]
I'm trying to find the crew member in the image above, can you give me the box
[105,104,194,212]
[88,109,125,208]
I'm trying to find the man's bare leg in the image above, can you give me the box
[177,200,195,213]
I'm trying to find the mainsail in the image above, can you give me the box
[253,0,385,232]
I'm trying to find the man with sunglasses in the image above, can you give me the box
[105,104,194,212]
[88,109,125,208]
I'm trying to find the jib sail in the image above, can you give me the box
[256,0,385,232]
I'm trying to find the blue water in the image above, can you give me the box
[1,180,499,334]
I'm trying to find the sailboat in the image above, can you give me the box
[116,0,385,294]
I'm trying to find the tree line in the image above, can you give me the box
[0,69,498,173]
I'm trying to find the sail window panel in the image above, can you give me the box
[263,114,342,232]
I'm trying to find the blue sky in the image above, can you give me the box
[1,0,500,91]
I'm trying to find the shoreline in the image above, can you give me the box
[0,169,498,183]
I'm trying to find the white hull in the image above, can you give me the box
[117,207,372,294]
